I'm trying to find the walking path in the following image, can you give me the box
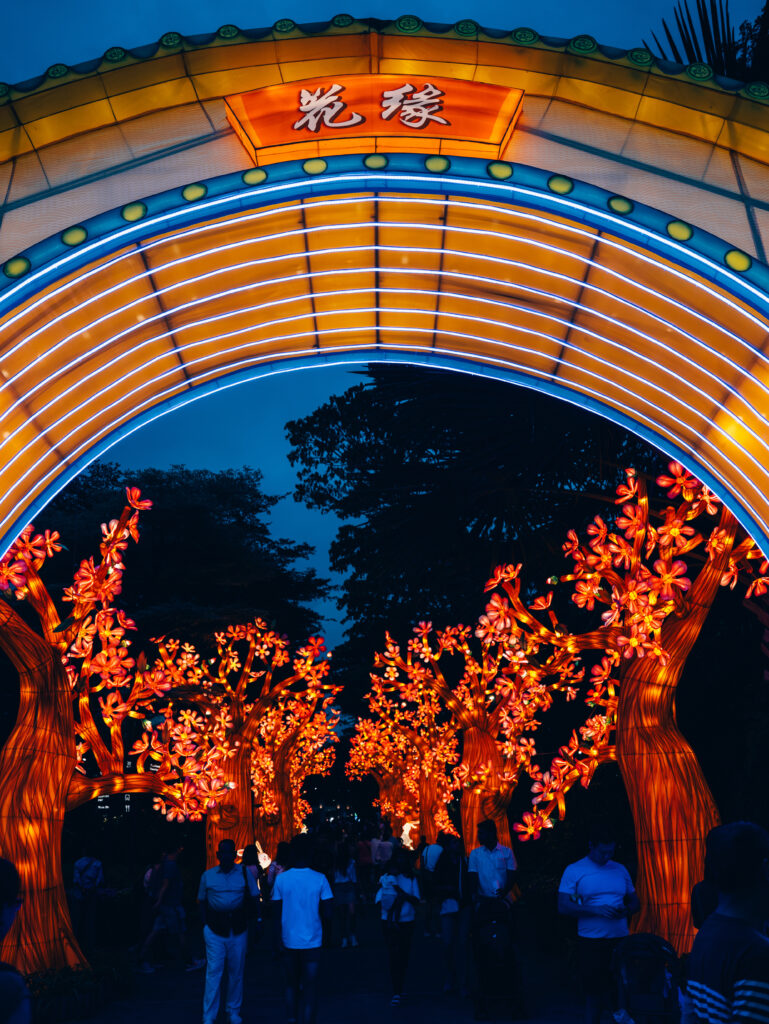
[74,904,581,1023]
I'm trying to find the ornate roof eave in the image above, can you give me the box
[1,14,767,104]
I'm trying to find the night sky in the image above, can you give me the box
[3,0,764,648]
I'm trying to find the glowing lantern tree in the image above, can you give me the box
[0,492,228,973]
[251,686,340,855]
[150,627,338,862]
[371,622,576,850]
[484,464,769,952]
[347,678,459,842]
[347,718,420,837]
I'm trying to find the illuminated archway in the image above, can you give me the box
[3,17,769,551]
[3,17,769,960]
[1,153,769,556]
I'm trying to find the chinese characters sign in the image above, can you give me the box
[293,81,450,132]
[226,75,524,166]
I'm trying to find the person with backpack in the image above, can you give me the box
[198,838,260,1024]
[683,821,769,1023]
[433,833,470,995]
[558,823,640,1024]
[0,858,29,1024]
[376,847,421,1007]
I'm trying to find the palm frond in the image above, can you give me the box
[646,0,741,76]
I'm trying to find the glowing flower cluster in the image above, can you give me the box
[0,489,230,822]
[363,611,576,841]
[147,623,339,832]
[476,462,768,840]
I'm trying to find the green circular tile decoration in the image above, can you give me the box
[332,13,354,26]
[569,35,598,54]
[273,18,296,32]
[0,84,9,98]
[548,174,574,195]
[454,19,479,36]
[121,201,148,223]
[182,183,208,201]
[217,24,240,39]
[363,154,388,169]
[667,220,693,241]
[627,47,653,67]
[725,248,752,272]
[746,81,769,99]
[608,196,633,214]
[242,168,268,185]
[686,62,714,81]
[103,46,127,63]
[425,155,451,173]
[160,32,182,48]
[47,64,69,79]
[3,256,30,279]
[396,14,423,33]
[487,161,513,180]
[303,158,328,175]
[512,27,539,44]
[61,226,87,246]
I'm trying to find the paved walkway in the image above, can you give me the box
[74,904,581,1024]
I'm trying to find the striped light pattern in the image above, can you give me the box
[1,175,769,555]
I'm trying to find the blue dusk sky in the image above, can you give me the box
[2,0,764,85]
[2,0,764,647]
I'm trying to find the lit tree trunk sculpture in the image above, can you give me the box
[371,625,566,855]
[347,686,458,843]
[418,769,441,845]
[460,725,512,849]
[0,602,83,972]
[151,630,338,868]
[615,543,728,951]
[0,494,227,973]
[205,741,255,866]
[485,464,763,952]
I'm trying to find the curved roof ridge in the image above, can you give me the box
[1,13,768,104]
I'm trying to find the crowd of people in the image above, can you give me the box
[2,817,769,1022]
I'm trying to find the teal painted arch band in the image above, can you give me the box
[2,152,769,322]
[8,348,764,570]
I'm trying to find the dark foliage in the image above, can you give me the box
[38,463,329,650]
[645,0,769,82]
[286,365,666,696]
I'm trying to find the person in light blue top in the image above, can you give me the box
[558,823,640,1024]
[198,839,260,1024]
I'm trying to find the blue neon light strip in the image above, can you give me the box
[1,154,768,557]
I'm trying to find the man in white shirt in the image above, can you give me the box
[272,834,333,1024]
[558,824,640,1024]
[467,819,517,901]
[198,839,260,1024]
[467,819,518,1021]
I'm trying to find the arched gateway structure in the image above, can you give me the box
[2,14,769,953]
